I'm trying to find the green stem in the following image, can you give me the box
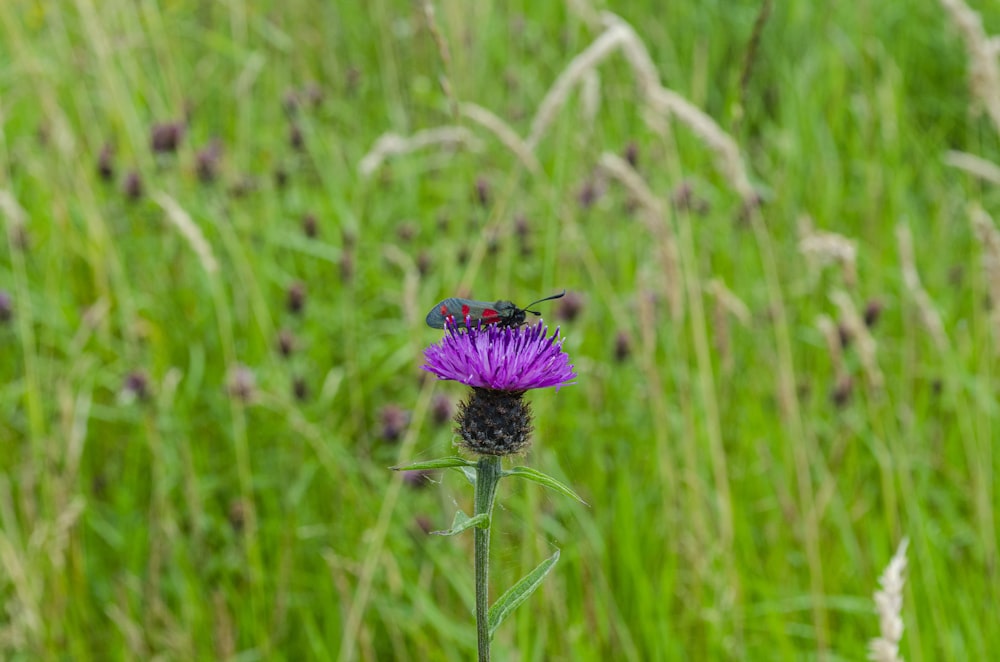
[474,455,503,661]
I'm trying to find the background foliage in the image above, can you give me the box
[1,0,999,659]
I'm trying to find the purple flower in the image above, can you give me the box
[422,321,575,392]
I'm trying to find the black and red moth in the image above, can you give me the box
[425,291,566,329]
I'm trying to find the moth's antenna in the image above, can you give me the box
[524,290,566,314]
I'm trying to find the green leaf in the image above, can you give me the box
[431,510,489,536]
[458,465,477,487]
[488,549,561,638]
[391,456,475,472]
[503,467,588,505]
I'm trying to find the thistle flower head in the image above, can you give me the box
[422,320,575,392]
[422,320,575,456]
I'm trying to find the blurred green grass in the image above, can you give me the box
[1,0,999,659]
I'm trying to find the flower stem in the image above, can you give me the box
[474,455,502,661]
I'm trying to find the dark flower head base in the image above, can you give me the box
[456,388,533,456]
[423,319,575,457]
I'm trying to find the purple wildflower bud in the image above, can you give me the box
[97,144,114,181]
[624,141,639,167]
[123,170,143,200]
[304,82,323,107]
[287,281,306,315]
[123,370,150,401]
[283,89,300,116]
[514,214,530,239]
[340,252,354,282]
[277,329,296,358]
[614,330,631,362]
[196,140,222,183]
[227,365,256,402]
[486,232,500,256]
[302,213,318,238]
[0,290,12,324]
[396,222,416,242]
[229,176,256,198]
[150,121,184,153]
[417,251,432,277]
[345,66,362,93]
[475,177,490,207]
[402,469,435,489]
[837,322,852,350]
[10,224,30,251]
[342,229,356,249]
[864,299,883,328]
[289,124,304,151]
[293,376,309,401]
[577,180,600,209]
[430,393,452,426]
[555,291,584,322]
[414,515,434,534]
[380,404,410,442]
[672,181,693,210]
[228,499,247,532]
[831,375,852,408]
[737,192,763,224]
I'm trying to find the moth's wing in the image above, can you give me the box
[425,298,493,328]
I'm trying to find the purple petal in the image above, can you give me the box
[422,321,576,391]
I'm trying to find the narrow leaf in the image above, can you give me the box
[488,549,561,638]
[503,467,588,505]
[391,456,475,472]
[431,510,489,536]
[458,465,477,487]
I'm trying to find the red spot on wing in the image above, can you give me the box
[461,304,471,317]
[440,304,449,315]
[481,308,500,324]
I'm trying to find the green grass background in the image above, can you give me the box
[2,0,999,659]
